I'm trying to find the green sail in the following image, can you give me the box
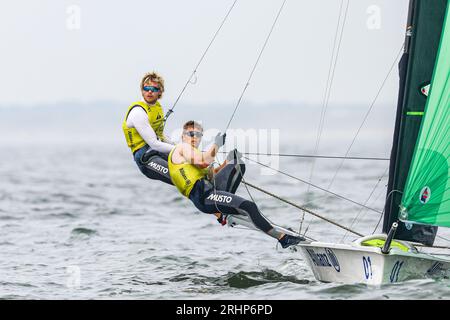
[400,3,450,227]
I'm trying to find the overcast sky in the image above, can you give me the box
[0,0,409,107]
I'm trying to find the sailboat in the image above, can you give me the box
[167,0,449,285]
[288,0,450,285]
[221,0,449,285]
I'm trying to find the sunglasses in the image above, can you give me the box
[143,85,161,93]
[184,131,203,138]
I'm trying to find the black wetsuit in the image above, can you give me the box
[188,153,282,239]
[134,145,173,185]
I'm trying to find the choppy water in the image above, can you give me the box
[1,140,449,300]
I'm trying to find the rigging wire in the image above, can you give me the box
[306,0,349,190]
[301,0,350,234]
[242,180,364,237]
[243,155,383,214]
[243,175,450,248]
[301,43,405,236]
[217,151,389,161]
[162,0,238,123]
[185,2,449,250]
[324,44,405,191]
[436,235,450,244]
[367,186,391,233]
[212,0,382,238]
[224,0,287,133]
[339,166,389,243]
[367,182,389,211]
[214,0,288,228]
[371,189,402,234]
[370,193,450,246]
[241,176,450,249]
[240,174,273,229]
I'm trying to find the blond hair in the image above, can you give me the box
[183,120,203,132]
[140,71,165,97]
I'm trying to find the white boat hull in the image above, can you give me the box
[227,215,450,285]
[297,239,450,285]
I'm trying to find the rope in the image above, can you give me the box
[302,43,405,235]
[242,180,364,237]
[307,0,350,189]
[340,166,389,243]
[243,155,383,214]
[302,0,350,234]
[163,0,238,123]
[243,179,449,249]
[214,0,288,235]
[367,187,390,233]
[324,44,405,191]
[224,0,287,132]
[217,151,389,161]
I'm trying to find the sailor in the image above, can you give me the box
[168,120,305,249]
[122,72,174,185]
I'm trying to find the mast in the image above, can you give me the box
[383,0,448,245]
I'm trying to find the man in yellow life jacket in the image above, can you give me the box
[122,72,175,185]
[168,120,305,249]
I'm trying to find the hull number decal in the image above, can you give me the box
[363,256,373,280]
[390,261,404,283]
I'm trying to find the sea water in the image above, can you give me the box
[0,103,448,299]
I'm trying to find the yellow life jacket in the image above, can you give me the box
[122,101,165,153]
[168,145,209,197]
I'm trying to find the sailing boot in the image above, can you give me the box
[279,234,305,249]
[214,212,227,226]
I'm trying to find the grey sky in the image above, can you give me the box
[0,0,408,107]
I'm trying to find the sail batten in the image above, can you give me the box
[400,3,450,227]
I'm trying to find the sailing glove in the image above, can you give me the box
[214,132,226,148]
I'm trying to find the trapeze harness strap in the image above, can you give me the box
[122,101,165,153]
[168,145,209,197]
